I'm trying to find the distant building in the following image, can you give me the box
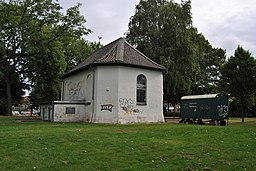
[41,38,166,123]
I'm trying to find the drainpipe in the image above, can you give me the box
[61,80,64,101]
[90,66,96,123]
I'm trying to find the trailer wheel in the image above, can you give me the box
[188,119,194,124]
[209,120,216,126]
[179,119,185,123]
[197,119,203,125]
[220,120,226,126]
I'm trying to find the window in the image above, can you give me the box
[137,74,147,105]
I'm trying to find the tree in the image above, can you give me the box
[29,38,101,107]
[0,0,90,115]
[126,0,213,108]
[219,46,256,122]
[193,45,226,94]
[64,38,102,72]
[0,68,25,115]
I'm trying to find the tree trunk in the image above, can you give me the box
[241,96,245,123]
[241,107,245,123]
[6,76,12,116]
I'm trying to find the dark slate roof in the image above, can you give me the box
[62,37,166,78]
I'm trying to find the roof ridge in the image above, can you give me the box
[116,38,125,61]
[97,37,124,62]
[97,45,118,62]
[124,40,165,69]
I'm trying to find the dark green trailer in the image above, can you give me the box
[180,94,228,125]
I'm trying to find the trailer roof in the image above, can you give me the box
[181,94,220,100]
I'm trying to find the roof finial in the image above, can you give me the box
[98,36,102,43]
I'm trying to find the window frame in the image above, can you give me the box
[136,74,147,105]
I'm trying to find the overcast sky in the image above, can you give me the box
[60,0,256,58]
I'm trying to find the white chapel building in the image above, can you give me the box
[41,38,166,124]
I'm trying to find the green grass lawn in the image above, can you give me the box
[0,117,255,171]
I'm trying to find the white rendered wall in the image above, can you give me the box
[117,66,164,124]
[61,70,94,122]
[62,70,93,101]
[93,65,164,124]
[53,102,87,122]
[41,102,91,122]
[93,66,119,123]
[59,65,164,124]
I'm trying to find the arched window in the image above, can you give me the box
[137,74,147,105]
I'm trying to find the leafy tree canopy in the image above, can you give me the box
[0,0,93,115]
[219,46,256,122]
[126,0,226,106]
[64,38,102,72]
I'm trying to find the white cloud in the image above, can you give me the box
[191,0,256,57]
[60,0,256,58]
[61,0,139,45]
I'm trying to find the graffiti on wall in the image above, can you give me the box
[217,105,228,118]
[101,104,114,112]
[67,80,85,100]
[119,98,139,114]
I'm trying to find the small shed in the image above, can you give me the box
[180,94,228,125]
